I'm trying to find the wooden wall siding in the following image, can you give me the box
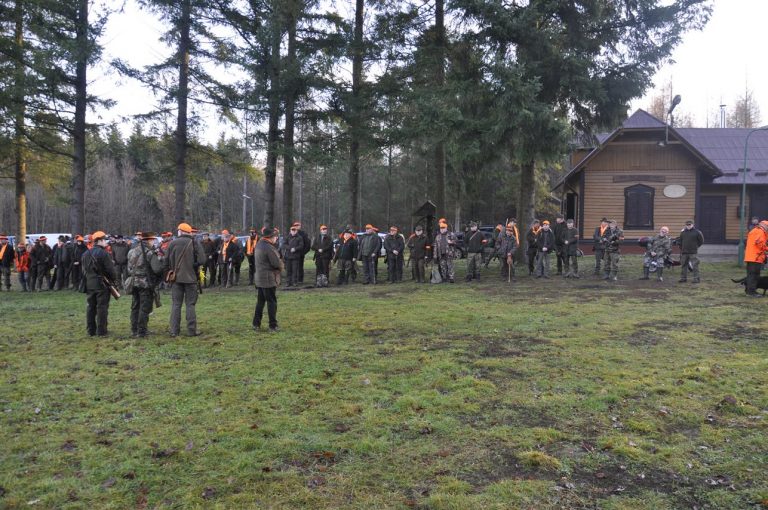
[700,185,748,241]
[580,144,698,238]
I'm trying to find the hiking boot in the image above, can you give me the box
[692,278,700,283]
[678,278,687,283]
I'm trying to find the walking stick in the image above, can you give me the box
[508,258,511,283]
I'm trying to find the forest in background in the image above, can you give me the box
[0,0,722,239]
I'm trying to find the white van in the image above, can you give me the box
[26,233,72,249]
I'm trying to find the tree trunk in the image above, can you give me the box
[282,10,297,227]
[174,0,191,225]
[69,0,88,234]
[433,0,446,217]
[263,13,281,228]
[386,144,392,226]
[13,0,27,243]
[348,0,363,227]
[517,159,536,258]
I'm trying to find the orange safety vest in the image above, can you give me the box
[221,240,231,261]
[246,236,258,256]
[0,244,7,261]
[744,227,768,264]
[599,225,607,236]
[15,250,30,272]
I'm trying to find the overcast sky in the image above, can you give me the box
[93,0,767,144]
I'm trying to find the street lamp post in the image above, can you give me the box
[737,126,768,266]
[242,193,253,232]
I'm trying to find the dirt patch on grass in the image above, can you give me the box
[708,324,763,342]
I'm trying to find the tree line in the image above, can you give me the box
[1,0,713,242]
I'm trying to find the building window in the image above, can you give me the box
[624,184,654,230]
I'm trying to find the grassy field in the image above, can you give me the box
[1,257,767,509]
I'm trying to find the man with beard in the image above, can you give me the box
[311,225,333,287]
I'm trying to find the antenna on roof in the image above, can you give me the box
[665,95,681,145]
[719,104,726,128]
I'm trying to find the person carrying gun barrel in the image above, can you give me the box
[592,217,609,275]
[465,221,486,281]
[602,219,624,281]
[127,231,165,338]
[81,230,119,337]
[407,225,428,283]
[640,226,671,282]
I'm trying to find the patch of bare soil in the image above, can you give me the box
[708,324,764,342]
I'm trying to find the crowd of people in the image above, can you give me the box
[1,214,767,337]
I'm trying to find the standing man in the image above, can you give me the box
[465,221,486,281]
[14,241,30,291]
[358,224,381,285]
[295,222,311,284]
[245,227,259,286]
[676,220,704,283]
[593,218,609,276]
[51,236,69,290]
[526,220,540,276]
[0,234,13,291]
[34,237,52,291]
[602,219,624,281]
[111,235,130,287]
[201,232,217,287]
[333,229,358,285]
[230,235,244,285]
[563,219,580,278]
[81,231,118,337]
[553,213,567,276]
[384,226,405,283]
[641,226,671,282]
[253,227,284,332]
[218,230,238,288]
[167,222,206,337]
[407,225,429,283]
[535,220,555,278]
[433,220,458,283]
[158,232,173,257]
[744,220,768,297]
[311,225,333,286]
[70,235,87,290]
[282,223,305,287]
[127,232,164,338]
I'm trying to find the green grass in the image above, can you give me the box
[1,257,767,509]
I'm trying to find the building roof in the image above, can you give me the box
[555,109,768,189]
[676,128,768,184]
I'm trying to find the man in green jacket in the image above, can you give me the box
[127,231,165,337]
[253,227,284,332]
[167,222,206,337]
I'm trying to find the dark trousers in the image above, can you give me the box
[29,265,37,289]
[115,263,127,287]
[556,247,564,273]
[35,267,50,290]
[233,260,241,285]
[526,248,537,274]
[298,256,306,283]
[337,260,354,284]
[286,258,301,286]
[500,257,514,279]
[594,248,605,272]
[745,262,762,295]
[170,282,198,335]
[130,288,154,335]
[412,258,426,283]
[362,256,377,284]
[86,289,111,336]
[247,255,255,285]
[219,262,233,287]
[1,266,10,289]
[54,266,70,290]
[70,263,82,289]
[386,256,399,282]
[315,257,331,278]
[253,286,278,329]
[18,271,29,291]
[204,259,216,287]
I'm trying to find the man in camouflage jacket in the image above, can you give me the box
[640,226,672,282]
[127,231,165,337]
[433,220,458,283]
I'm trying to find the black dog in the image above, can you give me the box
[732,276,768,295]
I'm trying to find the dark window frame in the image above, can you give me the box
[623,184,655,230]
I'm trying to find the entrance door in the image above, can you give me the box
[699,196,726,243]
[749,188,768,221]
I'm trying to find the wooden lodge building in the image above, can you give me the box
[554,109,768,244]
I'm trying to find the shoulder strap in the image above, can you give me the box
[172,238,193,273]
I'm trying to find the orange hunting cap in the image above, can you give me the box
[177,223,192,234]
[439,222,448,228]
[542,220,550,225]
[91,231,107,241]
[75,235,84,241]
